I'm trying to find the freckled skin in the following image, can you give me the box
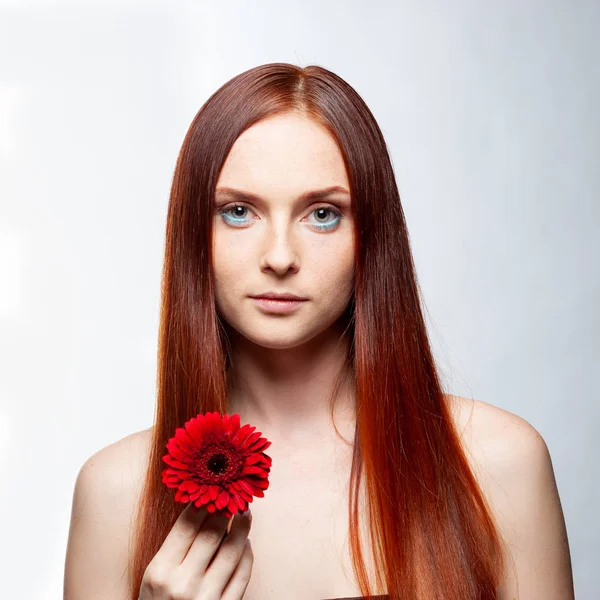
[212,112,355,352]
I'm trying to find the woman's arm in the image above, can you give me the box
[63,432,148,600]
[469,401,575,599]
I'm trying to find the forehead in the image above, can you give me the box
[216,112,350,196]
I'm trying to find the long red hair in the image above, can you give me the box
[127,62,506,599]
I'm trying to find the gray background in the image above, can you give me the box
[0,1,597,598]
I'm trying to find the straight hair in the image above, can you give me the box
[127,62,506,600]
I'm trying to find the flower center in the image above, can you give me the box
[207,452,229,474]
[191,442,245,484]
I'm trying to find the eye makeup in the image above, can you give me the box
[216,203,343,232]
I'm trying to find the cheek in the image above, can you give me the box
[212,242,250,301]
[310,244,355,297]
[321,264,354,297]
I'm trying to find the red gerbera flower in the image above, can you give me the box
[161,411,272,519]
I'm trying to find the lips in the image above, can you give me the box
[251,296,307,314]
[250,293,308,301]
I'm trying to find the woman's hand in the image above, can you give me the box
[139,502,253,599]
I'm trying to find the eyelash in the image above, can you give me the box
[216,203,344,232]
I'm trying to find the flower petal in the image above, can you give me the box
[252,439,272,452]
[166,442,193,463]
[253,478,270,490]
[233,492,247,511]
[227,495,240,515]
[241,430,263,450]
[243,465,269,477]
[179,480,200,493]
[162,455,189,470]
[209,485,219,501]
[216,489,229,510]
[184,419,205,447]
[173,427,196,450]
[174,488,191,502]
[224,413,241,437]
[237,479,256,496]
[231,424,255,445]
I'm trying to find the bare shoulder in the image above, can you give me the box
[64,427,153,600]
[444,394,575,600]
[444,393,546,467]
[71,426,153,521]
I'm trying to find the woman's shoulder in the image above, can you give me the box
[443,394,572,597]
[82,426,153,480]
[443,392,552,506]
[443,393,549,473]
[102,426,154,494]
[73,426,154,523]
[65,427,155,598]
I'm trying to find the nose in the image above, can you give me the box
[259,222,300,275]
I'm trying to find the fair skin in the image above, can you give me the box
[64,112,574,599]
[211,111,357,442]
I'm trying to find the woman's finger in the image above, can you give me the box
[220,538,254,600]
[152,502,212,566]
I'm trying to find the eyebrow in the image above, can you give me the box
[214,185,351,203]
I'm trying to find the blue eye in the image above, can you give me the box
[217,204,342,231]
[218,204,252,226]
[307,206,342,231]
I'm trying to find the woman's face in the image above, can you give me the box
[212,111,355,350]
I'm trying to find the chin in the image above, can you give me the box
[247,331,319,350]
[232,321,328,350]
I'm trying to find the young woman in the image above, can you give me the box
[64,63,574,600]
